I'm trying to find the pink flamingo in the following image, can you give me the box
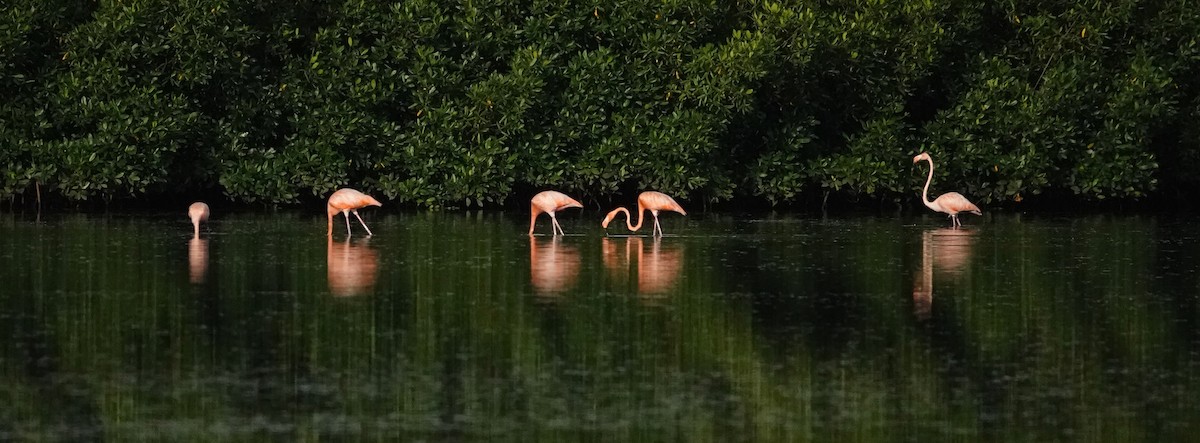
[530,190,584,236]
[913,152,981,227]
[188,202,209,237]
[601,191,687,236]
[327,188,382,236]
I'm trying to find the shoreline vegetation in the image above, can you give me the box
[2,1,1198,210]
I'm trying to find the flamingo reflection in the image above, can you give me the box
[913,228,976,320]
[602,236,635,288]
[529,237,581,299]
[602,237,684,302]
[188,237,209,284]
[327,236,380,297]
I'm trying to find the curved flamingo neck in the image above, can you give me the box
[615,205,647,232]
[920,158,937,210]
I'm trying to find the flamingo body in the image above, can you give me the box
[188,202,210,237]
[327,188,382,236]
[913,153,981,227]
[530,190,584,236]
[928,192,981,216]
[602,191,687,236]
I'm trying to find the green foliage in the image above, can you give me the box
[1069,54,1168,199]
[747,114,819,205]
[809,107,910,199]
[1,0,1198,207]
[923,57,1062,203]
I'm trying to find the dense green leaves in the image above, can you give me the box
[1,0,1198,207]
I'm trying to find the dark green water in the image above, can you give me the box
[1,211,1198,441]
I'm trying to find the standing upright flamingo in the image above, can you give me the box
[601,191,687,236]
[188,202,210,237]
[327,188,382,236]
[530,190,584,236]
[913,152,981,227]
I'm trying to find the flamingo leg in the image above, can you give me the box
[353,210,374,236]
[343,210,353,237]
[653,215,662,237]
[555,216,566,236]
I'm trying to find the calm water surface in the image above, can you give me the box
[1,211,1198,441]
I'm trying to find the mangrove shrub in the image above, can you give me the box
[1,0,1197,207]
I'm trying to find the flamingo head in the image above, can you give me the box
[601,208,625,231]
[601,213,616,229]
[912,152,931,164]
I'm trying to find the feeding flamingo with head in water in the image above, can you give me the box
[601,191,687,237]
[327,188,382,236]
[529,190,584,236]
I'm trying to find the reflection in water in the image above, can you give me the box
[327,236,379,297]
[602,237,684,300]
[188,237,209,284]
[3,214,1199,440]
[914,228,976,320]
[638,238,684,296]
[602,236,634,287]
[529,237,581,298]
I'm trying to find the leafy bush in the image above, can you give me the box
[1,0,1198,207]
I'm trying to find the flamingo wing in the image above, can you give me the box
[359,194,383,207]
[933,192,981,215]
[638,191,686,215]
[329,188,382,210]
[532,190,583,213]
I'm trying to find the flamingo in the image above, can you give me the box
[530,190,584,236]
[601,191,687,236]
[327,188,382,236]
[188,202,209,237]
[913,152,981,227]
